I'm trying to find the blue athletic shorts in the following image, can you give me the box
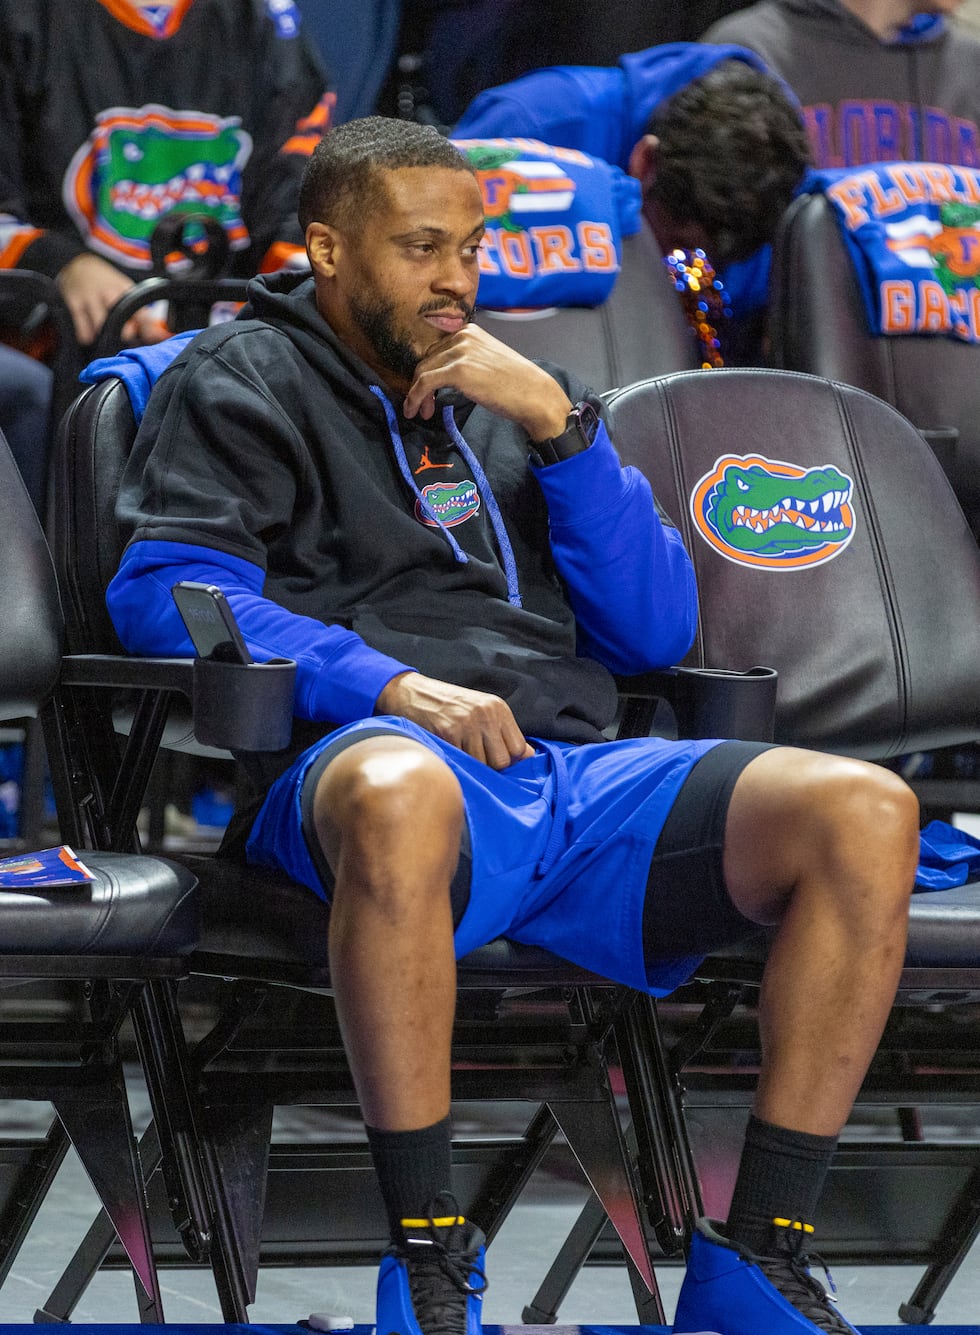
[245,717,767,996]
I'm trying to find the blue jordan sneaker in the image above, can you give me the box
[375,1201,487,1335]
[673,1218,860,1335]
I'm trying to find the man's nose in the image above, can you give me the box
[434,255,474,296]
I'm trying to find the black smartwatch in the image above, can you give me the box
[529,399,601,467]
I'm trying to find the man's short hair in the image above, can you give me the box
[299,115,474,233]
[647,61,811,265]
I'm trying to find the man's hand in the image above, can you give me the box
[376,671,535,770]
[403,324,573,443]
[56,253,170,346]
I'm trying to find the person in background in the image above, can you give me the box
[0,343,51,511]
[453,45,811,363]
[0,0,333,347]
[702,0,980,168]
[294,0,400,123]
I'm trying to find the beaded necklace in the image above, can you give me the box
[664,248,731,369]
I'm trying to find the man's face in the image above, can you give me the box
[313,166,485,393]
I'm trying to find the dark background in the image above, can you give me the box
[377,0,759,127]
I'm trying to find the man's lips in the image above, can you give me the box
[422,311,467,333]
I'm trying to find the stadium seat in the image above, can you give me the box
[0,425,200,1319]
[596,367,980,1325]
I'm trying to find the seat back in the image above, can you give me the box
[605,368,980,758]
[0,429,63,719]
[51,379,136,657]
[769,192,980,532]
[476,225,698,391]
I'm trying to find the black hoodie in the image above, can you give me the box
[111,273,698,767]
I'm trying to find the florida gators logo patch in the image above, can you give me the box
[416,480,481,528]
[63,105,252,269]
[690,454,856,570]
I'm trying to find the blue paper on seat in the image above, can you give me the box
[916,818,980,890]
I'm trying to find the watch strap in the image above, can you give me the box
[529,400,600,467]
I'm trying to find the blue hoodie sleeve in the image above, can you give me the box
[106,539,415,725]
[531,421,698,673]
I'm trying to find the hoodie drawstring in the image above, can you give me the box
[370,385,470,566]
[368,385,523,608]
[441,404,522,608]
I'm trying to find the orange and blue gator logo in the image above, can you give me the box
[690,454,856,570]
[416,479,481,528]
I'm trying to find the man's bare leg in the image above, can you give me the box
[312,734,464,1130]
[308,735,486,1335]
[674,747,918,1334]
[723,747,918,1137]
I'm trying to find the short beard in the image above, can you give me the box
[349,291,420,383]
[349,290,474,384]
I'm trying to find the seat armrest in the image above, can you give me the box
[615,665,777,742]
[60,653,296,752]
[61,653,197,692]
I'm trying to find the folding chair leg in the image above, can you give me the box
[898,1162,980,1325]
[52,1087,163,1320]
[548,1096,664,1320]
[614,993,703,1250]
[198,1094,275,1310]
[133,979,252,1322]
[522,1191,607,1323]
[0,1116,71,1289]
[471,1103,560,1242]
[35,1205,120,1323]
[35,1124,165,1323]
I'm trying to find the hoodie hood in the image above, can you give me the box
[455,41,779,173]
[612,43,781,170]
[241,270,391,411]
[617,43,775,162]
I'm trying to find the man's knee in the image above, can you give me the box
[312,735,464,877]
[725,748,919,922]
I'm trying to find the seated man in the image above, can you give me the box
[107,116,918,1335]
[453,44,812,362]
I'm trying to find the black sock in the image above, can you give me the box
[365,1115,454,1246]
[725,1114,837,1255]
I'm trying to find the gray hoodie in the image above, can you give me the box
[703,1,980,167]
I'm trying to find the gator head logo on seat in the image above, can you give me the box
[416,479,481,528]
[63,105,253,269]
[690,454,856,570]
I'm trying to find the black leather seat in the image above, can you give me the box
[596,367,980,1324]
[0,426,199,1320]
[769,191,980,537]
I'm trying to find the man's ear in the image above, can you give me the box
[306,221,341,277]
[628,134,659,191]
